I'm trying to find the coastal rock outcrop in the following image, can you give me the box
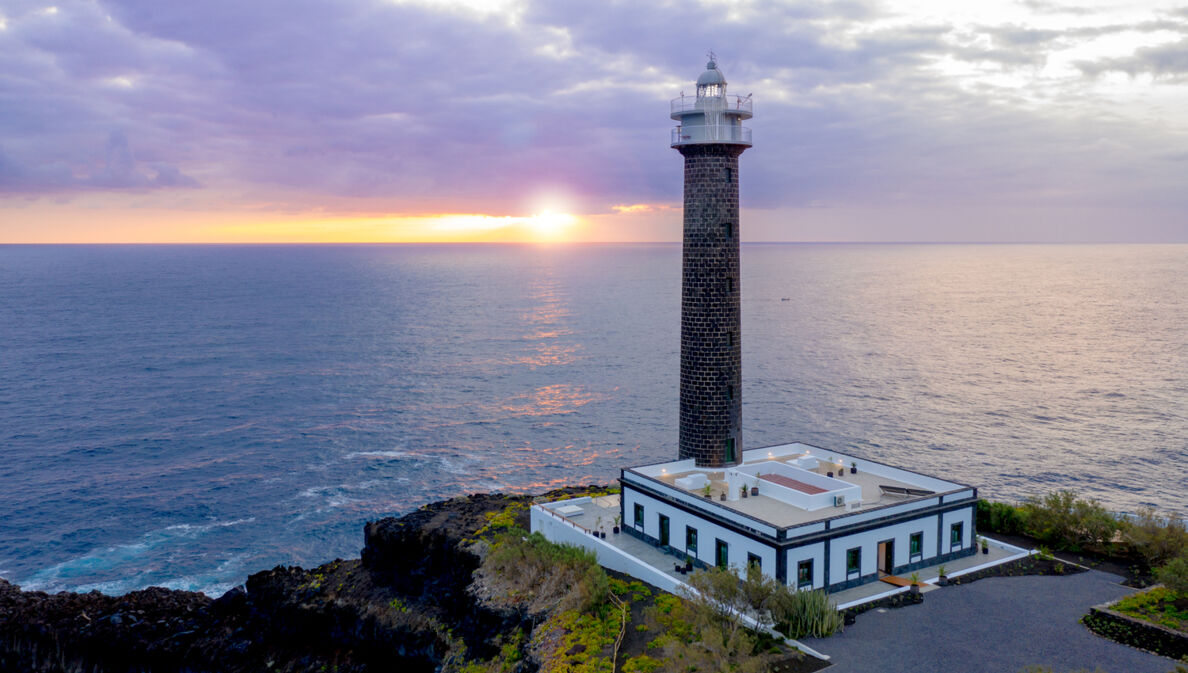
[0,488,602,673]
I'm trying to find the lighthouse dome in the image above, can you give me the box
[696,60,726,87]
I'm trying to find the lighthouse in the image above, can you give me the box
[671,53,752,468]
[535,54,980,589]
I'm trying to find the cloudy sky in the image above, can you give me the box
[1,0,1186,242]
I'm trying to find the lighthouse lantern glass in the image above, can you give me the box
[698,83,722,98]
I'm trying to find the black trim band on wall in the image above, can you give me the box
[622,477,978,553]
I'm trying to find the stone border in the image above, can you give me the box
[1082,601,1188,661]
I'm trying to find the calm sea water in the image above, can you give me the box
[1,243,1185,596]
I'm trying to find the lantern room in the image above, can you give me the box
[670,52,752,147]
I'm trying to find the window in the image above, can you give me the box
[659,514,670,547]
[727,385,734,401]
[724,221,733,238]
[909,532,923,558]
[797,559,813,589]
[747,553,761,570]
[725,438,735,463]
[727,277,733,293]
[950,521,964,549]
[727,331,733,347]
[716,539,729,569]
[633,503,644,528]
[846,547,861,576]
[725,167,732,183]
[686,527,698,555]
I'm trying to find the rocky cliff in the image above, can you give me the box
[0,488,601,673]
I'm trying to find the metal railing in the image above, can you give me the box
[671,94,752,115]
[538,502,594,534]
[671,124,753,146]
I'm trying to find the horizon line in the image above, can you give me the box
[2,240,1186,246]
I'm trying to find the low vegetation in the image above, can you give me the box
[1127,508,1188,569]
[1020,490,1121,552]
[1158,557,1188,595]
[772,587,845,639]
[478,530,609,615]
[978,490,1188,576]
[471,529,822,673]
[1111,587,1188,633]
[679,564,844,640]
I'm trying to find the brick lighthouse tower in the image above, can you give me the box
[671,53,752,468]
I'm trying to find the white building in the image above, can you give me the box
[619,442,977,591]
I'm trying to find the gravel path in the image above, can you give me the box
[803,570,1176,673]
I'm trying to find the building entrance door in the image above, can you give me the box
[878,540,894,576]
[659,515,670,547]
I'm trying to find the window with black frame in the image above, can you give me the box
[797,559,813,589]
[846,547,861,577]
[950,521,964,549]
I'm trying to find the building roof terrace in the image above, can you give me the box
[622,442,975,532]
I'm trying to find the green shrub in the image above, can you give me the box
[646,578,775,673]
[480,529,609,613]
[977,499,1027,535]
[1123,507,1188,568]
[771,588,844,639]
[1156,556,1188,595]
[1022,490,1120,551]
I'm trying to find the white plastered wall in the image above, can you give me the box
[942,506,975,553]
[622,485,777,578]
[785,542,825,590]
[827,514,941,583]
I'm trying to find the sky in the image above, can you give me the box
[1,0,1186,243]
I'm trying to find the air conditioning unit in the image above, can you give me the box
[834,495,846,507]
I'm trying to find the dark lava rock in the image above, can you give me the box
[0,486,610,672]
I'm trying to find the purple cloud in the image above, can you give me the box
[0,0,1186,240]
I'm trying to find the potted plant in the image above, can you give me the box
[850,461,857,474]
[612,515,621,535]
[909,572,921,595]
[937,564,948,586]
[980,537,989,554]
[740,484,748,498]
[595,516,603,538]
[720,492,727,501]
[702,483,712,499]
[685,557,694,572]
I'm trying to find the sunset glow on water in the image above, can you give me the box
[1,243,1184,596]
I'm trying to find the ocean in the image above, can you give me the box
[1,243,1185,597]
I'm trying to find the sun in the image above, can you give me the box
[525,210,577,241]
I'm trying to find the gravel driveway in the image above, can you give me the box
[803,570,1176,673]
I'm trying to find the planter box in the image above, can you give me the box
[1082,605,1188,660]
